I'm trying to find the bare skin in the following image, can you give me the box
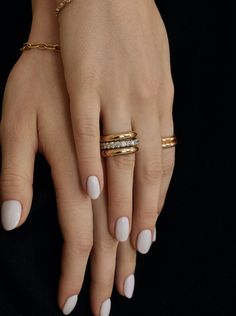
[57,0,175,248]
[1,0,175,315]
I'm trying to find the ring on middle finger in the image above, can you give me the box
[100,130,140,157]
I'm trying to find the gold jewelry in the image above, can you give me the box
[100,131,137,142]
[101,147,139,158]
[100,131,139,157]
[56,0,72,16]
[21,43,60,52]
[161,136,177,149]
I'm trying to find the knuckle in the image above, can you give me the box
[142,159,162,184]
[67,236,93,254]
[73,118,99,140]
[110,154,135,171]
[135,81,160,102]
[110,196,131,211]
[1,168,31,191]
[92,275,114,291]
[95,237,118,253]
[77,238,93,252]
[142,208,158,222]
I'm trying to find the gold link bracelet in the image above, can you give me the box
[21,43,60,52]
[56,0,73,16]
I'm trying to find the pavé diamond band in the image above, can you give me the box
[100,131,139,157]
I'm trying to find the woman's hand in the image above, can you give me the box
[0,50,138,316]
[58,0,175,251]
[0,50,93,312]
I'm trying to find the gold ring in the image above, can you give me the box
[101,146,139,157]
[100,130,139,157]
[161,136,177,149]
[100,131,137,142]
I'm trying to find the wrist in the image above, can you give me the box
[28,0,59,43]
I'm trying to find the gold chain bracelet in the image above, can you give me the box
[56,0,73,16]
[21,43,60,52]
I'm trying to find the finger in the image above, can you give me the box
[115,239,136,299]
[102,106,135,242]
[0,113,37,231]
[41,112,93,315]
[70,92,104,200]
[131,111,162,254]
[90,183,118,316]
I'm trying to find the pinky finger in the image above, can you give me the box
[115,239,136,299]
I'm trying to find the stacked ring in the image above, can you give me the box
[161,136,177,149]
[100,131,139,157]
[100,132,177,157]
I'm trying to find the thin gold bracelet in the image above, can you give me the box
[56,0,72,16]
[21,43,60,52]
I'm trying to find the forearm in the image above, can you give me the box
[29,0,59,43]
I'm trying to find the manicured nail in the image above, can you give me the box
[1,200,22,231]
[100,298,111,316]
[124,274,135,299]
[62,295,78,315]
[153,227,157,242]
[87,176,100,199]
[137,229,152,254]
[115,217,129,242]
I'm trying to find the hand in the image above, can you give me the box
[0,49,138,316]
[58,0,175,251]
[0,50,93,313]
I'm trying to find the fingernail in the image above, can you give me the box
[100,298,111,316]
[1,200,22,231]
[62,295,78,315]
[137,229,152,254]
[153,227,157,242]
[87,176,100,200]
[115,217,129,242]
[124,274,135,299]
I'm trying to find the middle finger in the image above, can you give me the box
[102,106,135,243]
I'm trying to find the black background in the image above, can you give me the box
[0,1,235,315]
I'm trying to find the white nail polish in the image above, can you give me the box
[115,217,129,242]
[62,295,78,315]
[1,200,22,231]
[87,176,100,200]
[100,298,111,316]
[124,274,135,299]
[137,229,152,254]
[153,227,157,242]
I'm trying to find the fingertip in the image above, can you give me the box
[100,298,111,316]
[1,200,22,231]
[124,274,135,299]
[87,175,101,200]
[62,295,78,315]
[115,217,130,242]
[136,229,152,254]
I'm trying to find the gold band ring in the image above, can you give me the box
[100,131,137,142]
[161,136,177,149]
[100,131,139,157]
[101,146,139,158]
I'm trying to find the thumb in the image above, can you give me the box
[0,118,37,231]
